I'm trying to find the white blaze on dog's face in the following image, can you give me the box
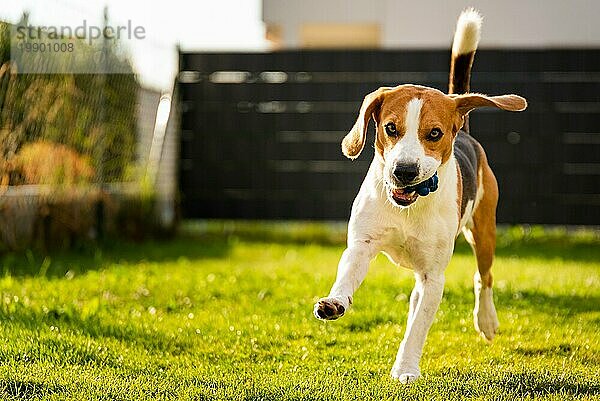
[382,98,440,191]
[376,87,459,207]
[341,84,527,208]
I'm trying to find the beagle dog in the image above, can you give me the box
[314,9,527,383]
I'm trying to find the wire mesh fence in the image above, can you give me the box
[0,11,177,251]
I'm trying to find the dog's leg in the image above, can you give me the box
[470,163,500,341]
[407,286,420,326]
[391,270,445,384]
[314,244,376,321]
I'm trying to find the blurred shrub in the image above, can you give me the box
[7,141,94,185]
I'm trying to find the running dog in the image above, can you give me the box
[314,8,527,383]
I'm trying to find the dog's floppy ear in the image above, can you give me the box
[342,87,389,159]
[453,93,527,116]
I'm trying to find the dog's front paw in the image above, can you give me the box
[391,368,420,384]
[313,297,347,320]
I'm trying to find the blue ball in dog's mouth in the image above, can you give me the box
[390,173,439,206]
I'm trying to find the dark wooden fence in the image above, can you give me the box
[178,49,600,225]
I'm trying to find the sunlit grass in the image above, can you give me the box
[0,223,598,400]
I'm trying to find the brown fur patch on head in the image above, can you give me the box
[374,85,463,164]
[342,85,527,163]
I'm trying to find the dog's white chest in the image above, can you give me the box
[347,157,460,272]
[379,212,453,271]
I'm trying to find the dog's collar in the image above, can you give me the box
[404,173,439,196]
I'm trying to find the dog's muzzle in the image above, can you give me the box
[388,173,439,207]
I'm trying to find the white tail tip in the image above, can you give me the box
[452,8,483,55]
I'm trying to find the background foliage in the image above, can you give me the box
[0,19,139,184]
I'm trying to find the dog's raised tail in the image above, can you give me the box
[449,8,482,96]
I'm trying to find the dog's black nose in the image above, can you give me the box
[393,164,419,183]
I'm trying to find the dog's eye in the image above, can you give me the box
[384,122,397,136]
[427,128,443,141]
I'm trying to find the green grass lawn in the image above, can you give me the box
[0,223,599,400]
